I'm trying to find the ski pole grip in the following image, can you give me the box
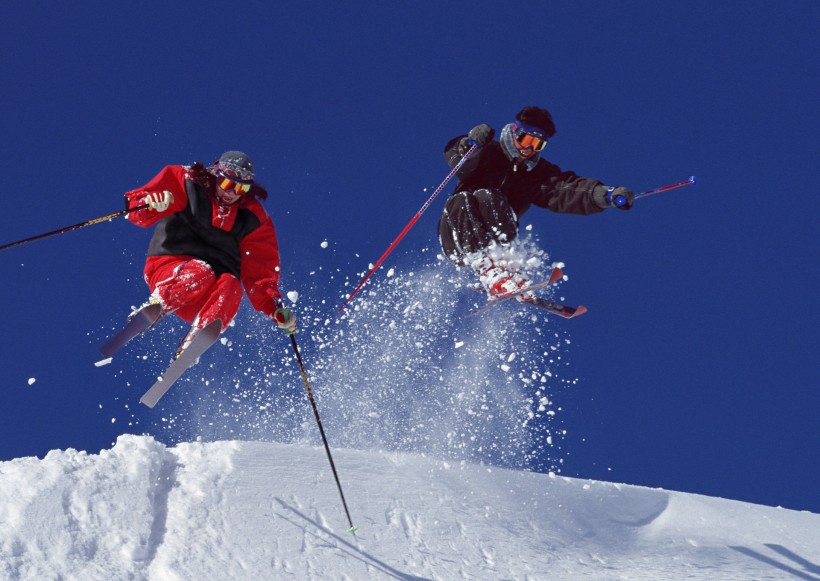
[604,186,627,208]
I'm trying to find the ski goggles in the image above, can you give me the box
[513,123,549,152]
[216,171,253,195]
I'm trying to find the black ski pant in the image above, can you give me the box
[437,189,519,266]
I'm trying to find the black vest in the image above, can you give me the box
[147,180,261,277]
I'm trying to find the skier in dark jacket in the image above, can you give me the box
[438,106,634,301]
[124,151,297,354]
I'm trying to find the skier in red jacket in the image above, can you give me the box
[124,151,296,354]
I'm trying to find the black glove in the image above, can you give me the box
[594,185,634,210]
[467,124,494,147]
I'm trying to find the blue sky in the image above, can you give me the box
[1,2,818,513]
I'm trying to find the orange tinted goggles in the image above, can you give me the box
[513,126,549,152]
[217,172,252,195]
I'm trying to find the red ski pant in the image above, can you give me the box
[144,256,243,330]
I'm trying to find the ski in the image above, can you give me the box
[99,303,163,359]
[468,266,587,318]
[468,267,564,316]
[139,320,222,408]
[528,297,587,319]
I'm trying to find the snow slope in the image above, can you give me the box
[1,435,818,580]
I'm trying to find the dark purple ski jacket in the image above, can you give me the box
[444,136,605,218]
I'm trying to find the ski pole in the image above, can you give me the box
[0,204,149,252]
[612,175,697,208]
[279,319,357,533]
[338,143,479,311]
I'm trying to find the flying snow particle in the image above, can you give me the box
[286,291,299,303]
[27,377,36,386]
[320,240,329,248]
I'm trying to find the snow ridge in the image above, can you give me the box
[2,435,818,580]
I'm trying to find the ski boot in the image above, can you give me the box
[472,255,535,302]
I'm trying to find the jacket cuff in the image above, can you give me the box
[592,185,612,209]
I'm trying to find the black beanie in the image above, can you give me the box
[516,106,557,138]
[217,151,255,182]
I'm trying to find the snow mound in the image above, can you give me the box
[1,435,818,580]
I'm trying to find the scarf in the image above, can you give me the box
[499,123,540,171]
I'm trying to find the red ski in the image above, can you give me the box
[469,267,587,319]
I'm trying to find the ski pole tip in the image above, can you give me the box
[689,175,697,184]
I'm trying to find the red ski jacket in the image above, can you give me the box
[125,164,282,317]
